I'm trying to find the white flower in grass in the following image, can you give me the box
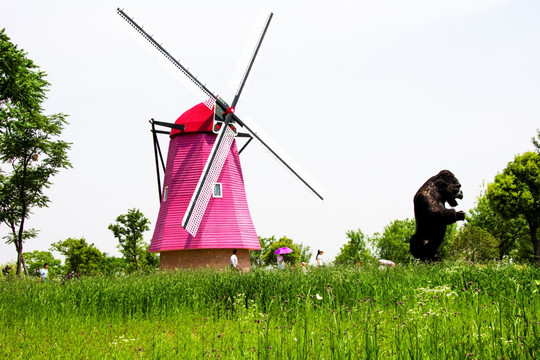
[316,293,323,300]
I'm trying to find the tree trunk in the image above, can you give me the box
[13,232,29,276]
[22,256,29,276]
[16,250,23,276]
[134,242,140,272]
[15,246,29,276]
[530,224,539,264]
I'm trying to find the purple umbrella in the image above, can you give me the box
[274,247,293,255]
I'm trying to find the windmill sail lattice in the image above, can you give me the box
[182,125,236,236]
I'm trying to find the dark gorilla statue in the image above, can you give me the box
[410,170,465,261]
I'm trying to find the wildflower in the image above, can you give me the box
[294,338,297,342]
[268,346,272,350]
[466,353,474,356]
[212,348,216,352]
[316,293,323,300]
[217,334,222,338]
[419,302,425,306]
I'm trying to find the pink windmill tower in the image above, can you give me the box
[117,9,324,270]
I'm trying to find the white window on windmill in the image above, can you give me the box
[213,183,223,198]
[162,186,169,202]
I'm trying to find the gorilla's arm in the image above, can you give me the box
[414,190,465,225]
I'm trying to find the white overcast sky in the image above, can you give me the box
[0,0,538,265]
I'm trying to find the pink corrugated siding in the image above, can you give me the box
[149,133,260,252]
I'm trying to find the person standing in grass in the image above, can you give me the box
[316,250,324,266]
[277,254,285,269]
[39,263,48,283]
[230,249,239,270]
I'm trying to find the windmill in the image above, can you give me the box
[117,8,324,270]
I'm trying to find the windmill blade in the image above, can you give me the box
[182,13,273,235]
[229,8,273,95]
[182,124,236,236]
[116,8,219,108]
[235,115,325,201]
[230,12,273,104]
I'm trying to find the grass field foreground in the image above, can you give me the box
[1,262,539,359]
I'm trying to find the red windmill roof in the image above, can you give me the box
[170,102,214,137]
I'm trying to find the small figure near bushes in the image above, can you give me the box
[230,249,239,270]
[316,250,325,266]
[39,264,48,283]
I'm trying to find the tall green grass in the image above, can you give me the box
[1,262,539,359]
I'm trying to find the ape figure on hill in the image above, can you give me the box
[410,170,465,261]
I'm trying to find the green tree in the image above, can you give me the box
[296,242,313,264]
[250,236,273,267]
[22,250,62,278]
[532,129,539,153]
[446,225,499,262]
[334,229,373,265]
[466,189,529,260]
[140,242,159,271]
[101,253,127,276]
[108,208,151,272]
[370,219,415,263]
[486,151,540,263]
[50,238,103,276]
[0,30,71,276]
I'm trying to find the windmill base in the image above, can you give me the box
[159,249,251,271]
